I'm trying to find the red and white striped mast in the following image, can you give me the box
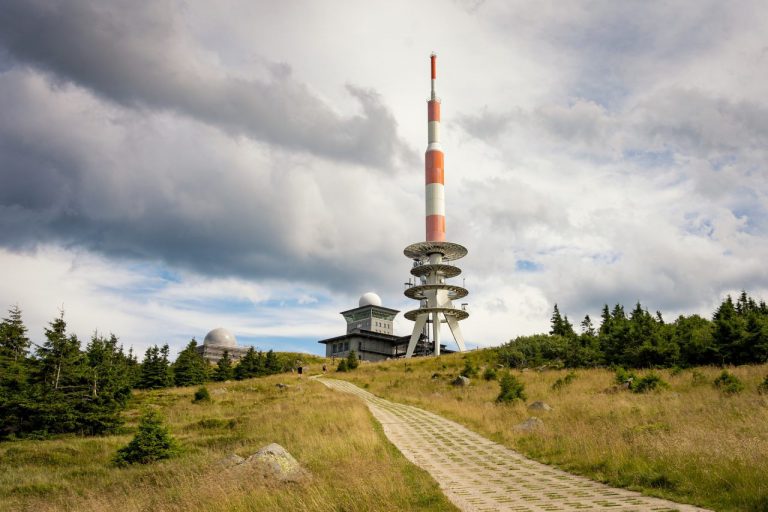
[403,53,469,357]
[426,53,445,242]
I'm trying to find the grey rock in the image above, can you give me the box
[528,401,552,411]
[514,417,544,432]
[452,376,470,386]
[276,383,289,389]
[244,443,308,482]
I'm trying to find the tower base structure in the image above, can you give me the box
[403,241,468,357]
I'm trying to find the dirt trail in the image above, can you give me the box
[318,377,710,512]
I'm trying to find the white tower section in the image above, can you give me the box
[403,54,469,358]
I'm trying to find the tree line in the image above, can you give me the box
[0,307,290,440]
[499,291,768,369]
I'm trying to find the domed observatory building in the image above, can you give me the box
[318,293,410,362]
[195,327,250,364]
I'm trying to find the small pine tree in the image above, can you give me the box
[114,409,179,466]
[482,367,497,381]
[346,350,359,370]
[337,359,348,372]
[496,373,526,403]
[461,358,478,378]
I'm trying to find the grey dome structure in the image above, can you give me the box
[203,327,237,348]
[359,292,382,307]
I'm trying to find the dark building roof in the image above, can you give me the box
[339,304,401,316]
[318,329,408,345]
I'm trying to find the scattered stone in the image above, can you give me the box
[219,453,245,467]
[621,377,634,390]
[528,401,552,412]
[452,376,470,386]
[514,417,543,432]
[431,372,441,380]
[244,443,308,482]
[276,383,289,390]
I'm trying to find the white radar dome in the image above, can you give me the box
[359,292,382,307]
[203,327,237,348]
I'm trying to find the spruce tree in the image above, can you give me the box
[713,296,747,364]
[138,345,172,389]
[346,349,359,370]
[31,311,85,434]
[37,311,82,391]
[80,333,133,434]
[0,305,32,438]
[580,314,595,337]
[265,349,280,374]
[0,305,30,361]
[254,350,266,376]
[212,350,234,381]
[235,347,257,380]
[172,339,208,387]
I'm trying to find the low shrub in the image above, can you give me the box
[552,371,577,391]
[336,359,348,372]
[758,375,768,395]
[614,367,637,385]
[482,367,497,381]
[632,372,669,394]
[196,418,237,430]
[496,373,526,403]
[691,370,707,386]
[193,386,211,403]
[713,370,744,394]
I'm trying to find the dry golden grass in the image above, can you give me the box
[0,373,457,512]
[335,353,768,512]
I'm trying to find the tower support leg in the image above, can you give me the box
[446,315,467,352]
[432,311,441,356]
[405,314,428,358]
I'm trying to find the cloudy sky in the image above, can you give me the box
[1,1,767,358]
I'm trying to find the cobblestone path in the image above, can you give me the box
[318,378,710,512]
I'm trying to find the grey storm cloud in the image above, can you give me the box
[0,0,416,169]
[0,69,409,293]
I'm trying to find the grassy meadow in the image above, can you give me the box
[333,352,768,511]
[0,372,457,512]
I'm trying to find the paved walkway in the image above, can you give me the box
[317,378,710,512]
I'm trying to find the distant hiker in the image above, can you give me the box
[322,364,327,373]
[297,366,303,377]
